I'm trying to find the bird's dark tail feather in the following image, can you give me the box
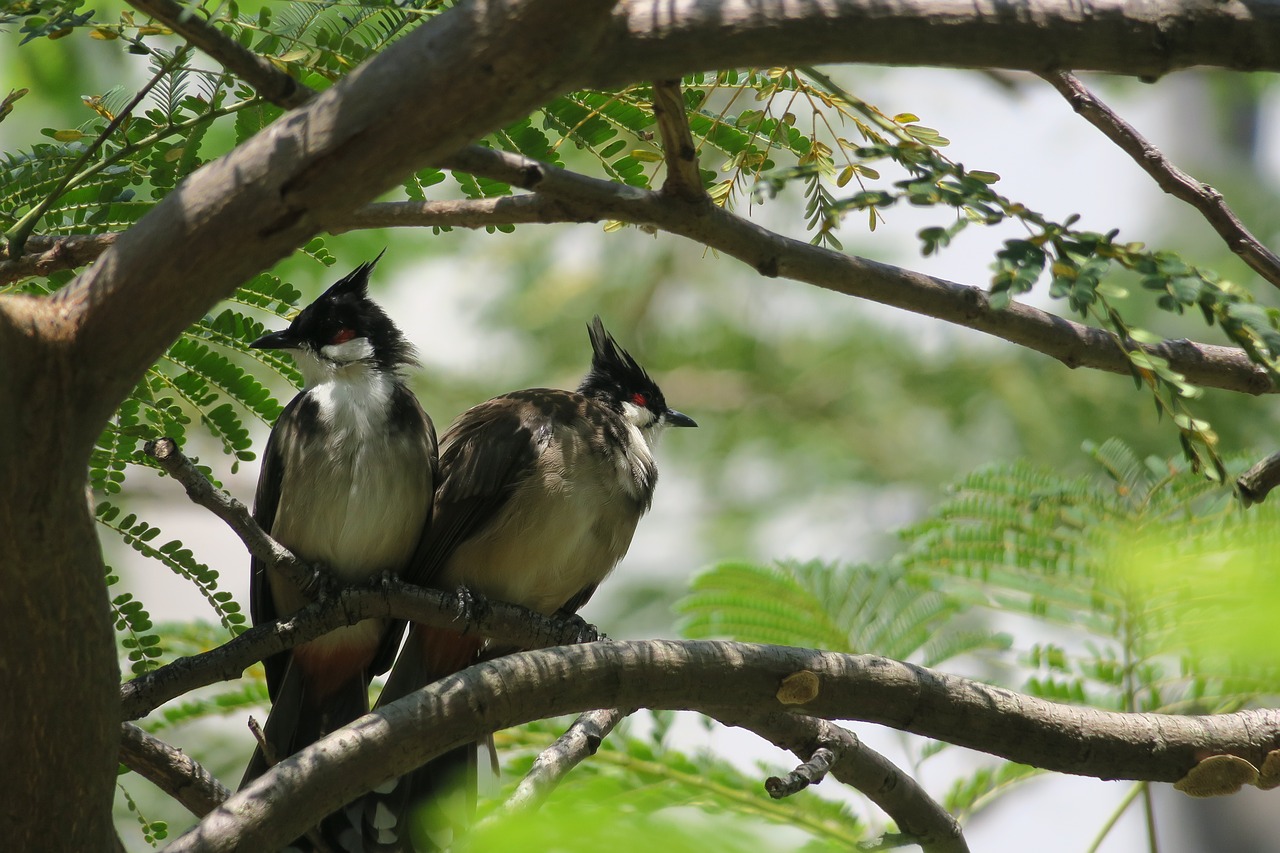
[240,658,373,851]
[331,629,484,852]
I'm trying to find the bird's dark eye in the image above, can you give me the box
[631,392,648,407]
[329,328,356,345]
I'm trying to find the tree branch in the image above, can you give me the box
[125,0,311,109]
[56,0,617,443]
[0,234,118,287]
[594,0,1280,88]
[713,710,967,853]
[1041,71,1280,292]
[169,641,1280,852]
[144,437,310,590]
[118,722,230,818]
[437,147,1275,397]
[120,582,602,721]
[15,187,1277,398]
[1236,451,1280,506]
[504,709,628,813]
[651,80,705,201]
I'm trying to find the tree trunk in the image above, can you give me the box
[0,302,119,849]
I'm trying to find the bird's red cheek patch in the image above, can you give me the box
[330,328,356,345]
[631,393,648,407]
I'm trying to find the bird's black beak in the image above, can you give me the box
[250,329,298,350]
[664,409,697,428]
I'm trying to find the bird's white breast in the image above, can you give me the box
[272,369,431,587]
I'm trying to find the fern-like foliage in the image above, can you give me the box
[900,438,1278,715]
[117,782,169,847]
[674,440,1280,838]
[677,559,1010,667]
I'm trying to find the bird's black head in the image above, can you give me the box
[250,252,416,379]
[578,316,696,432]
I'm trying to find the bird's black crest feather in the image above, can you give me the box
[322,248,385,301]
[578,316,665,412]
[285,251,416,371]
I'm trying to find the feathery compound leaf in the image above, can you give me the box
[903,440,1280,715]
[96,503,246,638]
[167,337,283,424]
[104,561,164,676]
[677,559,983,666]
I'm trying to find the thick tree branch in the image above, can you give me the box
[171,641,1280,852]
[504,709,628,813]
[714,710,967,853]
[1042,71,1280,292]
[595,0,1280,88]
[118,723,229,818]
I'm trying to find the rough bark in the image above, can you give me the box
[0,300,119,850]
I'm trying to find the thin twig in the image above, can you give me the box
[651,79,706,201]
[119,722,230,818]
[143,438,311,592]
[765,746,836,797]
[504,709,628,813]
[712,710,968,853]
[125,0,310,109]
[1041,71,1280,292]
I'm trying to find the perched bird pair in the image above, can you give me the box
[240,256,695,850]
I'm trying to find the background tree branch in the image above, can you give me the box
[1041,71,1280,291]
[503,709,629,814]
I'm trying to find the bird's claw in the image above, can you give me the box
[300,562,340,602]
[453,585,488,631]
[554,610,605,644]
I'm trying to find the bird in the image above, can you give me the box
[239,254,438,798]
[342,316,696,852]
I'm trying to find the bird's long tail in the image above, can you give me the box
[333,626,484,853]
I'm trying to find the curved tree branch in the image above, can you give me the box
[169,641,1280,852]
[118,723,230,818]
[712,710,967,853]
[55,0,617,441]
